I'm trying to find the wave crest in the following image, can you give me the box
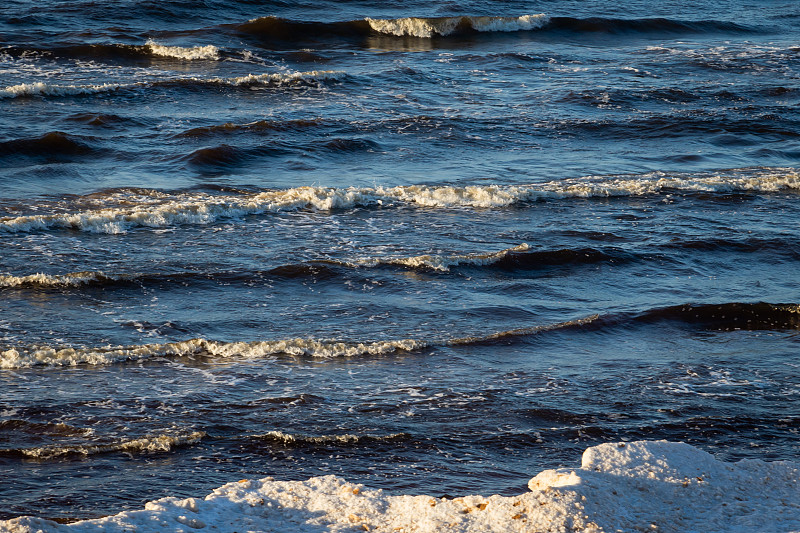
[146,40,220,60]
[3,169,797,234]
[253,431,410,446]
[0,70,345,100]
[0,338,427,369]
[365,14,549,38]
[7,431,206,459]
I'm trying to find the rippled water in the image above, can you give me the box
[2,0,800,523]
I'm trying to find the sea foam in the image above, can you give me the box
[13,431,206,460]
[348,243,531,271]
[366,14,550,38]
[3,440,797,532]
[2,169,798,233]
[0,338,426,369]
[145,40,220,60]
[0,70,345,99]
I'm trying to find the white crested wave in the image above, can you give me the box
[146,40,220,60]
[350,243,531,271]
[2,169,798,234]
[0,338,426,369]
[255,430,408,445]
[0,315,602,369]
[220,70,345,87]
[0,271,116,288]
[15,431,206,459]
[0,82,122,98]
[366,14,549,38]
[0,70,345,99]
[4,441,798,532]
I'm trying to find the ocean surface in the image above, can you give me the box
[1,0,800,525]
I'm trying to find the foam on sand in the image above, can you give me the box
[3,441,798,532]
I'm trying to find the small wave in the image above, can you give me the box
[0,338,426,368]
[0,81,122,99]
[365,14,549,38]
[1,42,220,62]
[3,169,797,234]
[178,118,324,138]
[349,244,532,272]
[636,302,800,331]
[234,14,752,44]
[320,138,380,153]
[185,144,291,172]
[145,40,219,60]
[0,70,345,100]
[3,302,791,369]
[252,430,410,446]
[547,16,758,35]
[0,271,117,288]
[3,431,205,459]
[0,419,93,438]
[0,131,97,160]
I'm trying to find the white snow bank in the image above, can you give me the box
[2,441,798,532]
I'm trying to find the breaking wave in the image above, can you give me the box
[145,40,220,60]
[0,243,629,290]
[365,14,549,38]
[236,14,754,42]
[2,301,796,369]
[1,431,206,459]
[252,431,410,447]
[1,41,221,61]
[345,243,532,271]
[1,169,798,233]
[0,70,345,99]
[0,271,119,288]
[0,338,427,369]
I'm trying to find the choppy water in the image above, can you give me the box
[2,0,800,523]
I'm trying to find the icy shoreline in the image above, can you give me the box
[3,441,798,533]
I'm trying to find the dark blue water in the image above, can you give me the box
[2,0,800,523]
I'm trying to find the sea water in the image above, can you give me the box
[1,0,799,530]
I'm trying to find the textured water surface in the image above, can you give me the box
[1,0,800,523]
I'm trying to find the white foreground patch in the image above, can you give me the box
[2,441,799,532]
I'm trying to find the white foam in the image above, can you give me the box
[16,431,206,460]
[4,441,798,532]
[221,70,346,87]
[3,169,797,233]
[146,40,220,60]
[366,14,549,38]
[0,337,426,369]
[0,271,114,288]
[0,81,122,98]
[351,243,531,271]
[0,70,345,99]
[255,430,408,445]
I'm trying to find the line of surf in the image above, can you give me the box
[0,69,345,99]
[2,169,798,233]
[3,302,797,369]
